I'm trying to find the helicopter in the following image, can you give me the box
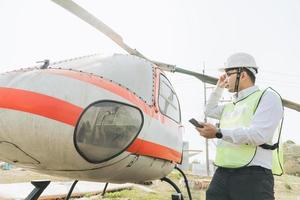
[0,0,300,199]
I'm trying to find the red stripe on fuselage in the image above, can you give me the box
[127,138,182,163]
[0,87,181,162]
[0,87,83,126]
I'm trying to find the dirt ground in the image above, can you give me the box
[0,167,300,200]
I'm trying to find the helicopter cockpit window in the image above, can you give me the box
[158,74,181,122]
[74,101,143,163]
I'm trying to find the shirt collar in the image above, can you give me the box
[233,85,259,102]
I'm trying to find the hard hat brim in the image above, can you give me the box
[218,66,258,75]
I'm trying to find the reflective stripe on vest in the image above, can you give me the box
[215,89,283,175]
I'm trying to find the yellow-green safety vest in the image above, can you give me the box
[215,89,283,175]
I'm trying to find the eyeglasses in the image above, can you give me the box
[226,72,238,77]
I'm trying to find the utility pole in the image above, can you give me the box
[203,62,210,177]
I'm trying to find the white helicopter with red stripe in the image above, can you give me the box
[1,0,300,199]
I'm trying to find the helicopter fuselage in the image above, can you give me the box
[0,54,183,183]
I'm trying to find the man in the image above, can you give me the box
[196,52,284,200]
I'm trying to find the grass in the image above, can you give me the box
[103,189,162,200]
[1,168,300,199]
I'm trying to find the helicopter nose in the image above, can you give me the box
[74,101,143,163]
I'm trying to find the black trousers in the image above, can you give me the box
[206,166,274,200]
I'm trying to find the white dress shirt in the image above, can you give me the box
[205,85,284,169]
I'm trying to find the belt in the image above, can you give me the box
[218,166,272,174]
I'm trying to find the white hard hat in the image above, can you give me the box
[220,52,258,75]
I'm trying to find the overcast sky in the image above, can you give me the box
[1,0,300,161]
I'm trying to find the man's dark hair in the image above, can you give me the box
[243,68,256,84]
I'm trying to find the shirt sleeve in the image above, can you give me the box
[221,89,284,146]
[204,86,225,120]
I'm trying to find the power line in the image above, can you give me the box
[260,69,300,78]
[258,81,300,88]
[203,62,210,177]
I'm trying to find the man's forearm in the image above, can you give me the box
[204,86,225,119]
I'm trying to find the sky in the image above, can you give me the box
[1,0,300,162]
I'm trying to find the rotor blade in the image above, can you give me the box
[282,99,300,112]
[157,61,300,112]
[174,67,218,85]
[51,0,147,59]
[174,67,300,112]
[51,0,300,113]
[50,0,218,85]
[154,60,217,85]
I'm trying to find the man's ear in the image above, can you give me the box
[241,71,247,80]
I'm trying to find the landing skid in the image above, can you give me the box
[161,177,184,200]
[65,180,78,199]
[25,180,50,200]
[25,166,192,200]
[25,180,78,200]
[102,182,109,197]
[161,166,193,200]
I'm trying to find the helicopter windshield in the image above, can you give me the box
[158,74,181,122]
[74,101,143,163]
